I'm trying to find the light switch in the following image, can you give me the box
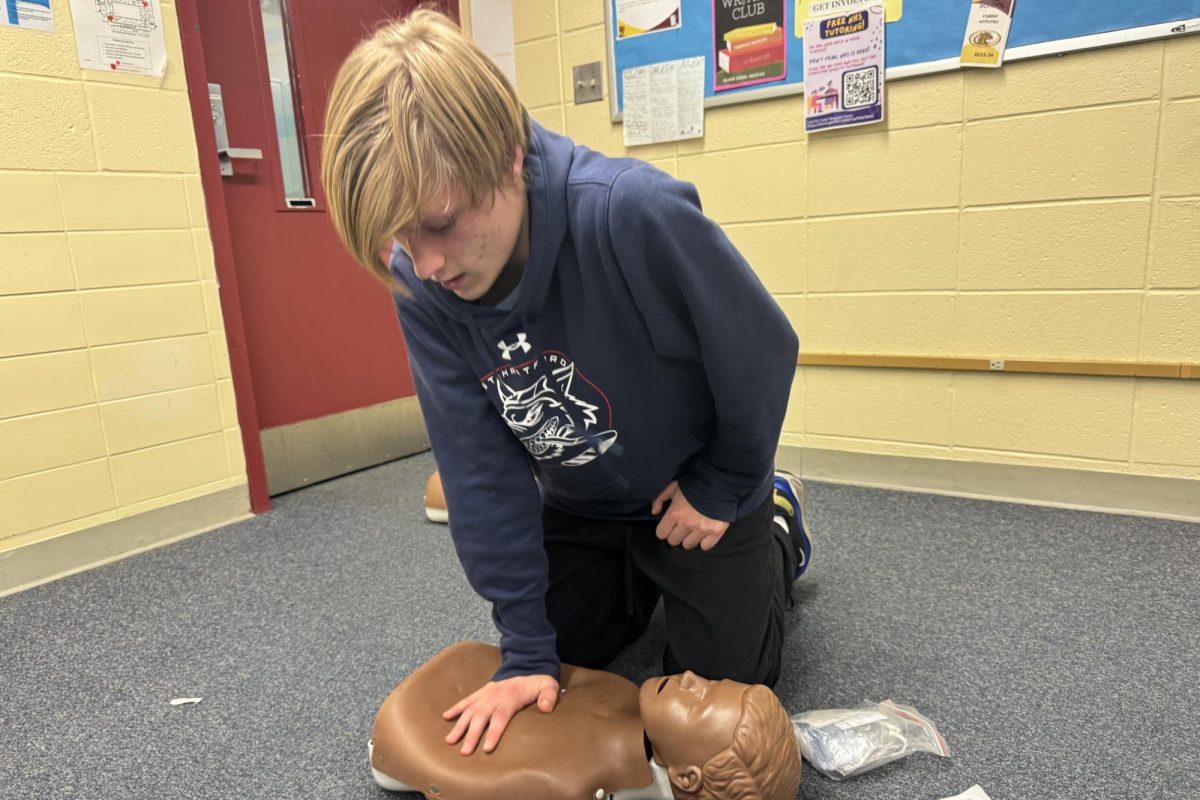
[572,62,604,104]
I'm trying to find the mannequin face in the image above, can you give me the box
[639,672,749,773]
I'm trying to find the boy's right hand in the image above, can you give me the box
[442,673,560,755]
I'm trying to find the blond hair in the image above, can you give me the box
[321,7,530,290]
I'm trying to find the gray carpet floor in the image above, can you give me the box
[2,450,1197,800]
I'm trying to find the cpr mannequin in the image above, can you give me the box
[424,470,448,523]
[369,641,801,800]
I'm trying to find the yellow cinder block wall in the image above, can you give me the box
[0,0,248,565]
[510,1,1200,497]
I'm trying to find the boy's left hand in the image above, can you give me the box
[651,481,730,551]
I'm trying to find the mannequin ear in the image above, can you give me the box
[666,765,704,795]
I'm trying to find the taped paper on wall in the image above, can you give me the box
[69,0,167,76]
[1,0,55,32]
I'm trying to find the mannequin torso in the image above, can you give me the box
[370,642,800,800]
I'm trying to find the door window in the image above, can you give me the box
[258,0,313,207]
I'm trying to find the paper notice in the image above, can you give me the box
[803,4,886,133]
[622,56,705,147]
[1,0,55,32]
[616,0,681,40]
[940,786,992,800]
[69,0,167,76]
[961,0,1017,67]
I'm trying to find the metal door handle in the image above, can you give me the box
[216,146,263,176]
[218,147,263,160]
[210,83,262,175]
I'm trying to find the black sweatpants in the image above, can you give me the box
[541,495,795,687]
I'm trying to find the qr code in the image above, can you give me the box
[842,66,878,109]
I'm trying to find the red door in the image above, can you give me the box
[179,0,456,509]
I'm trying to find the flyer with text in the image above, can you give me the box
[713,0,787,91]
[802,4,885,132]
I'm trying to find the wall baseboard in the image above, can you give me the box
[776,446,1200,524]
[2,397,431,597]
[261,396,429,496]
[0,483,252,597]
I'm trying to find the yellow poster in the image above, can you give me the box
[795,0,902,37]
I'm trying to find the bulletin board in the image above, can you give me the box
[605,0,1200,120]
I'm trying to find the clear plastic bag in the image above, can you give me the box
[791,700,950,780]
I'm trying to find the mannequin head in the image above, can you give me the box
[640,672,801,800]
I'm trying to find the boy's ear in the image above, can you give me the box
[511,147,524,180]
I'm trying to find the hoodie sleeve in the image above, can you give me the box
[607,166,799,523]
[394,295,560,682]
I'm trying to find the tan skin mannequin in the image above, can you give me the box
[369,642,801,800]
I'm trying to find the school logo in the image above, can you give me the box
[496,333,531,360]
[482,351,618,467]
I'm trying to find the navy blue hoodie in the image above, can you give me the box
[391,122,799,681]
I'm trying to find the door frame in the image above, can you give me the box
[178,0,271,512]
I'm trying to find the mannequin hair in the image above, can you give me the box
[686,685,801,800]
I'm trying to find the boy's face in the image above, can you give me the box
[397,152,527,302]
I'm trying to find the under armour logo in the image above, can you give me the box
[497,333,531,360]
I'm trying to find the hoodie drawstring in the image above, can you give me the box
[467,317,496,367]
